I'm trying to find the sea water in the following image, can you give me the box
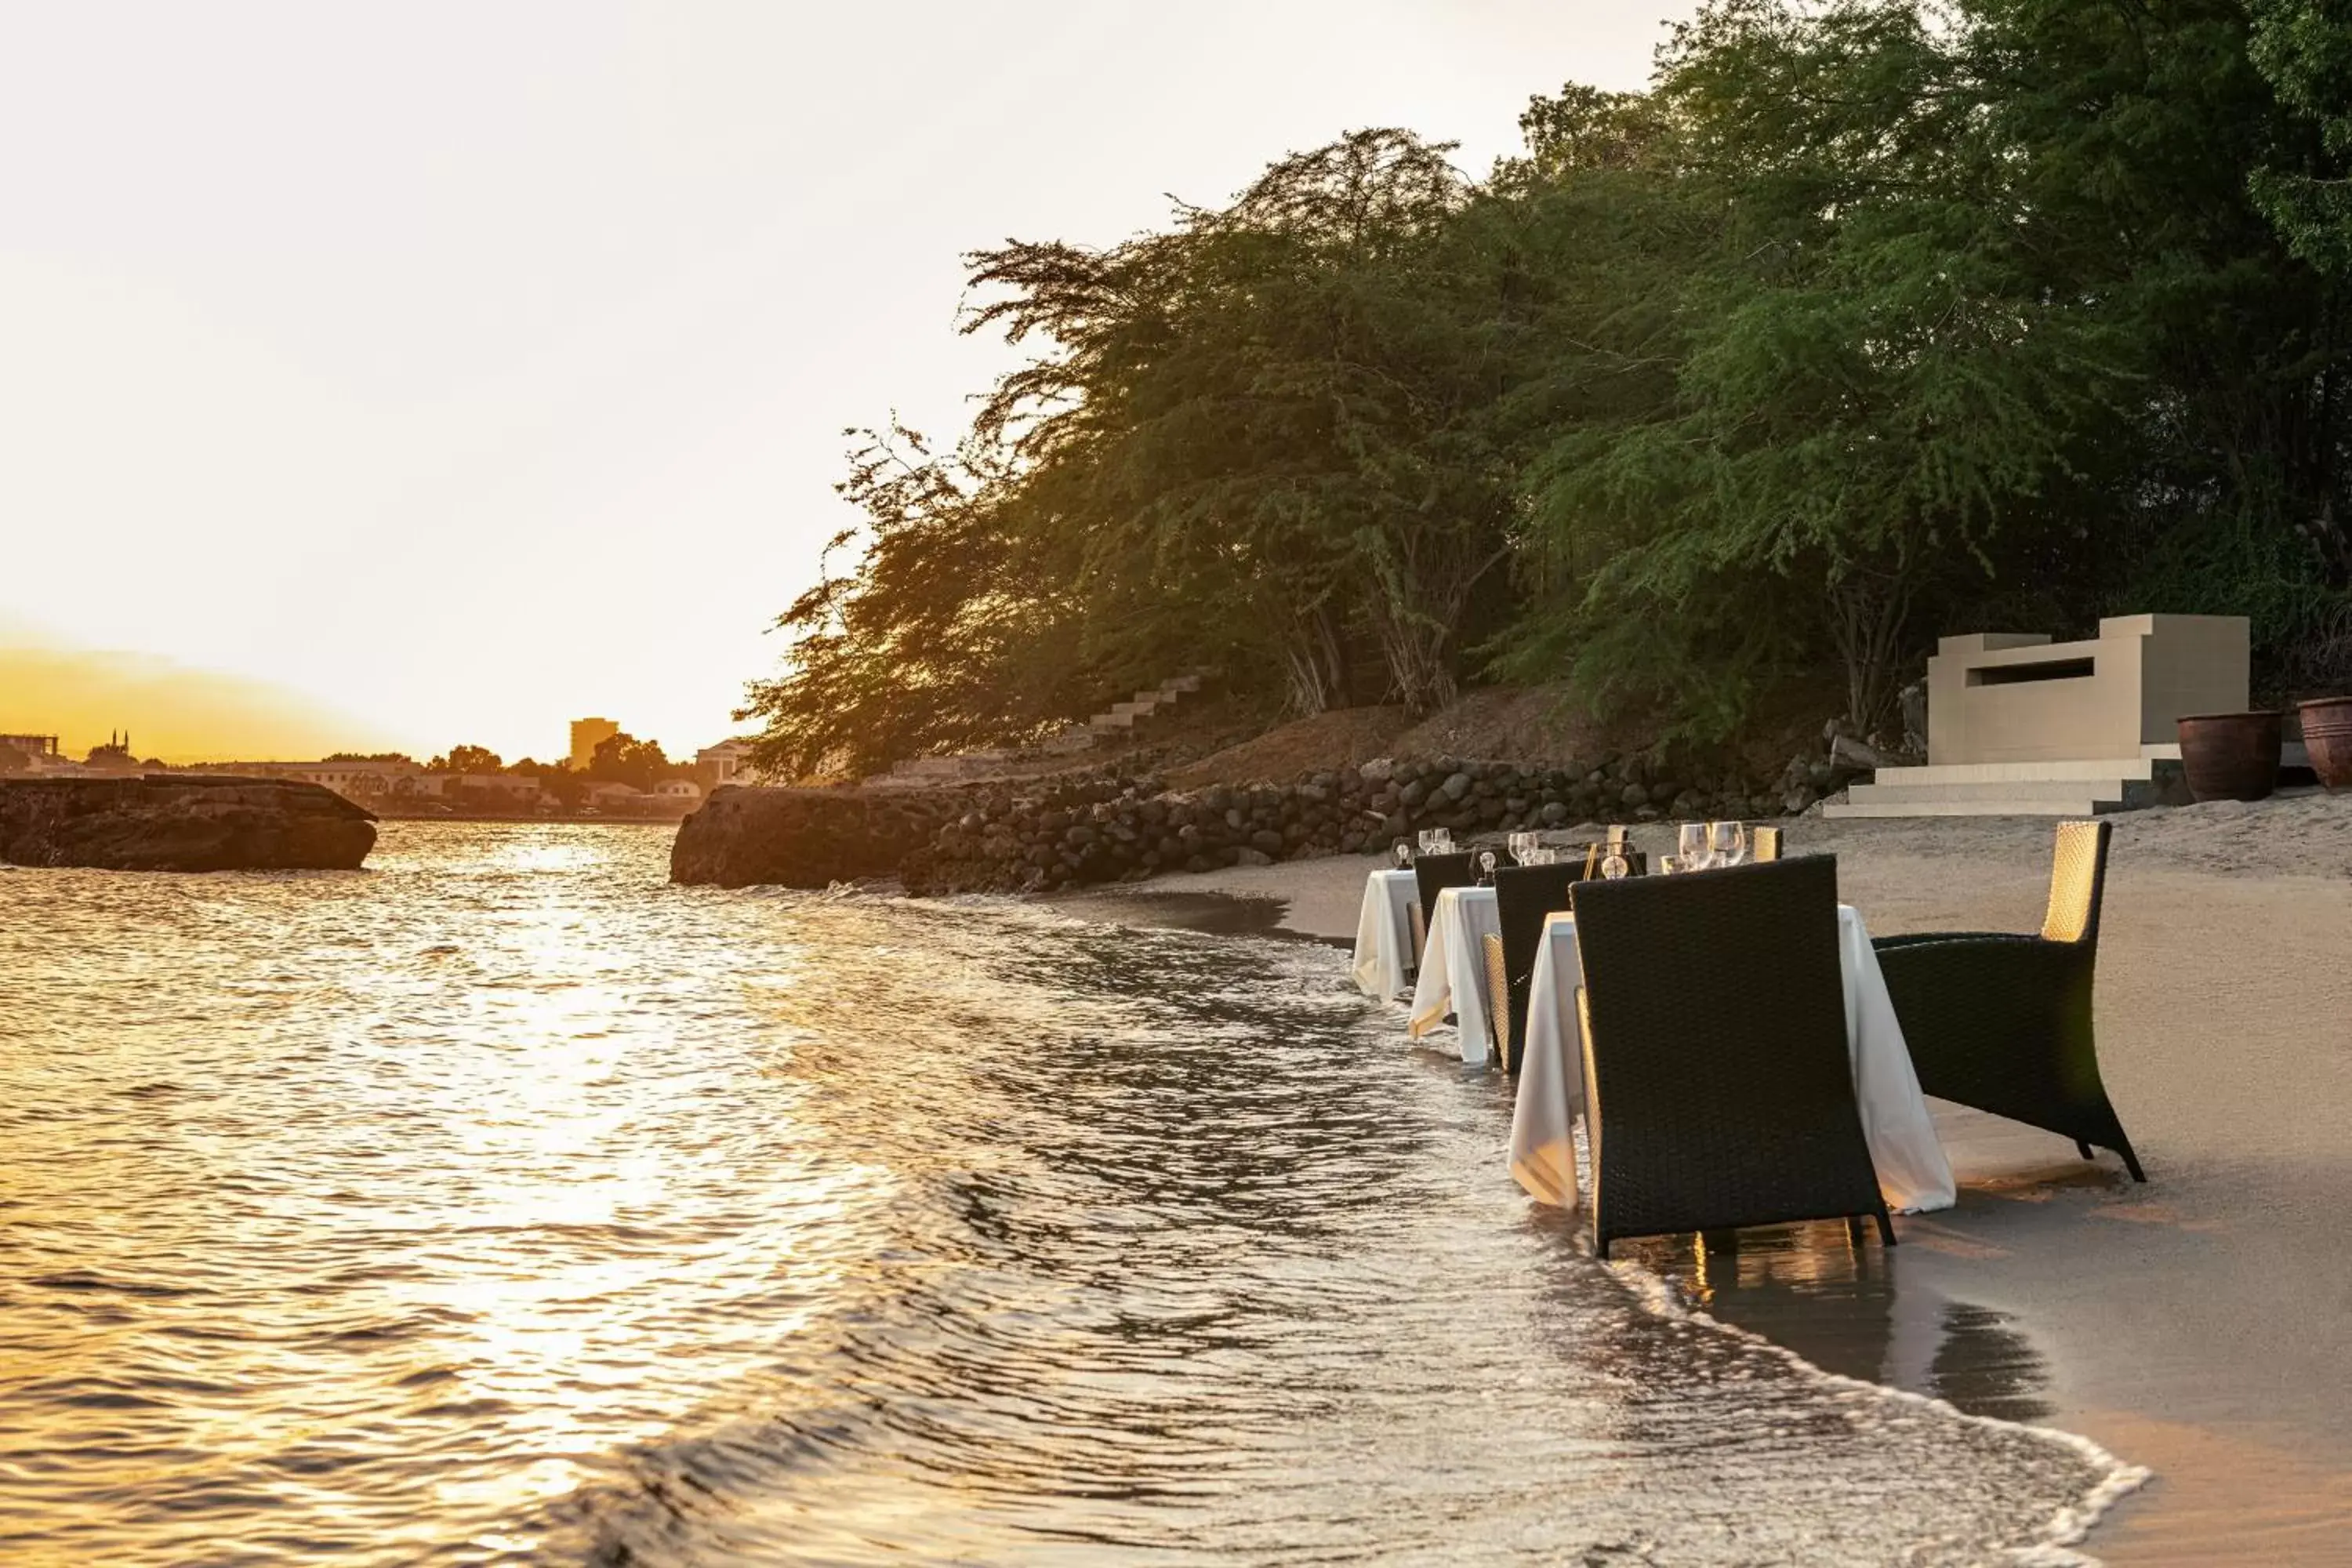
[0,823,2136,1565]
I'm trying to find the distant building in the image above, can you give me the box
[583,781,647,811]
[570,717,621,771]
[652,778,702,801]
[193,759,423,802]
[1,733,69,774]
[695,739,760,787]
[405,772,551,809]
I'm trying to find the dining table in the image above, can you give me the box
[1507,903,1957,1215]
[1406,884,1501,1067]
[1349,867,1421,1001]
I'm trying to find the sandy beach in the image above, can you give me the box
[1061,792,2352,1565]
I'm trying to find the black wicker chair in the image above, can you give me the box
[1412,851,1479,941]
[1571,855,1894,1258]
[1491,862,1591,1073]
[1871,819,2144,1181]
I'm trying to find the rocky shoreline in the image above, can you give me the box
[0,775,378,872]
[670,750,1849,893]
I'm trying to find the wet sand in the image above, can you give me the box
[1062,793,2352,1566]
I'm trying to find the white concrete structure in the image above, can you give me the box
[1925,615,2248,764]
[1828,615,2271,818]
[653,779,702,801]
[695,739,760,786]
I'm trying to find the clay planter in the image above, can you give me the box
[2176,711,2282,803]
[2299,697,2352,791]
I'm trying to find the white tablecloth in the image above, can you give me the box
[1350,869,1420,1000]
[1508,904,1955,1215]
[1408,884,1500,1066]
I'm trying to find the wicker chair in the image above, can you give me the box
[1491,862,1592,1073]
[1412,852,1479,941]
[1752,826,1783,862]
[1871,819,2144,1181]
[1571,855,1895,1258]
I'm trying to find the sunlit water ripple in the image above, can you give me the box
[0,822,2131,1565]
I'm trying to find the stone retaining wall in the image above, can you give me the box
[672,750,1831,893]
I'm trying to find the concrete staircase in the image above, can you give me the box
[1824,742,2311,818]
[876,670,1215,783]
[1038,670,1214,755]
[1823,757,2180,818]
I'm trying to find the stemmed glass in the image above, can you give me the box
[1678,821,1711,872]
[1708,819,1748,868]
[1395,840,1415,868]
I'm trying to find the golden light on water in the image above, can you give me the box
[0,824,2124,1565]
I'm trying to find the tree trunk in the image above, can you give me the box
[1828,564,1914,741]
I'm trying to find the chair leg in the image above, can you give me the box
[1873,1209,1896,1247]
[2113,1134,2147,1184]
[1845,1216,1864,1246]
[2075,1139,2095,1161]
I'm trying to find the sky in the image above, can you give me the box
[0,1,1697,764]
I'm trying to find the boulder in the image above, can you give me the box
[0,775,376,872]
[672,784,966,888]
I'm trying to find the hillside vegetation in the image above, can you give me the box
[744,0,2352,781]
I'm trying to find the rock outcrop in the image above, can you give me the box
[0,776,378,872]
[668,785,971,889]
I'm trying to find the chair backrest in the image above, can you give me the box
[2039,818,2111,946]
[1491,862,1589,1071]
[1569,855,1884,1250]
[1413,851,1479,934]
[1752,825,1783,863]
[1481,933,1511,1063]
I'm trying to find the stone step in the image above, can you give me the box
[1823,796,2123,818]
[1844,776,2155,807]
[1870,757,2165,786]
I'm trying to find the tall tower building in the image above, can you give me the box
[569,717,620,771]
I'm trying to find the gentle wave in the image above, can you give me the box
[0,822,2137,1565]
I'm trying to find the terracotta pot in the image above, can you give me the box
[2176,711,2282,803]
[2299,697,2352,791]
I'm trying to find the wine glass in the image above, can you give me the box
[1417,829,1437,855]
[1477,850,1499,884]
[1395,839,1414,867]
[1708,819,1747,868]
[1678,821,1711,872]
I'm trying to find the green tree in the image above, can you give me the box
[588,731,672,793]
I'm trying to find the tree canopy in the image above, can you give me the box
[743,0,2352,776]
